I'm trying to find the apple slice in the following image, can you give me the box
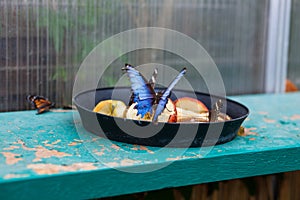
[93,100,127,118]
[126,98,177,123]
[157,98,177,123]
[126,103,152,121]
[175,97,208,113]
[175,97,209,122]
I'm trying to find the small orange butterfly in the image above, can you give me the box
[27,95,55,114]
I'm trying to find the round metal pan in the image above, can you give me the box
[73,87,249,147]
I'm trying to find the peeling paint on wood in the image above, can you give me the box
[93,149,105,156]
[166,157,182,161]
[120,159,141,166]
[3,174,29,179]
[291,114,300,120]
[238,127,258,137]
[1,152,23,165]
[32,146,72,162]
[106,162,119,168]
[68,142,79,146]
[111,144,121,151]
[139,146,155,154]
[0,93,300,199]
[27,163,97,175]
[258,111,268,115]
[7,139,72,162]
[263,118,276,123]
[166,154,202,161]
[3,146,20,151]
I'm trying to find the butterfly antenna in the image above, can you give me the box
[26,95,32,102]
[149,68,158,89]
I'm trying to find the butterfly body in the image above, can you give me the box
[123,64,186,122]
[27,95,55,114]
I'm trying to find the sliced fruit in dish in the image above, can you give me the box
[93,100,127,118]
[126,98,177,123]
[175,97,209,122]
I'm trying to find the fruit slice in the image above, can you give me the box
[175,107,209,122]
[157,98,177,123]
[93,100,127,118]
[175,97,208,113]
[175,97,209,122]
[126,98,177,123]
[126,104,152,121]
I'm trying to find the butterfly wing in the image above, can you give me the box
[123,64,156,118]
[153,68,187,122]
[128,68,158,105]
[27,95,55,114]
[35,98,54,114]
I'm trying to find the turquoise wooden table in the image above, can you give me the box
[0,92,300,199]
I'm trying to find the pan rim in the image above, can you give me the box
[73,87,249,125]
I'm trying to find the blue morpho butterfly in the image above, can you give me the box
[122,64,187,122]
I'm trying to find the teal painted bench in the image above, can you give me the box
[0,93,300,199]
